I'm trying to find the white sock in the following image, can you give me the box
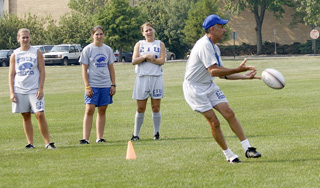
[223,148,238,161]
[134,112,144,137]
[152,111,161,135]
[241,139,251,152]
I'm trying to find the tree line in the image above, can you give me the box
[0,0,319,58]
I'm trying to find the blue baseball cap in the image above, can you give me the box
[202,14,228,30]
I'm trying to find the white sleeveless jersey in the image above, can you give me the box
[14,46,40,94]
[135,40,163,76]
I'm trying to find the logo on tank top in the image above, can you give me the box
[18,62,34,76]
[139,46,160,59]
[94,54,108,68]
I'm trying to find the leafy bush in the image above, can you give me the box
[220,39,320,56]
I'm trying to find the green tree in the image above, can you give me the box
[165,0,194,58]
[183,0,230,47]
[95,0,146,60]
[68,0,107,15]
[0,14,55,49]
[294,0,320,26]
[22,14,50,45]
[56,0,109,47]
[225,0,294,54]
[58,11,95,46]
[139,0,170,50]
[140,0,196,59]
[0,15,21,49]
[43,18,63,45]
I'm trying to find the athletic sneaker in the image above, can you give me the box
[228,158,242,164]
[25,144,35,149]
[131,135,140,141]
[45,143,57,149]
[153,132,160,140]
[79,139,89,144]
[96,138,106,143]
[245,147,261,158]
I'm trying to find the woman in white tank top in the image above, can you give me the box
[130,22,166,141]
[8,28,56,149]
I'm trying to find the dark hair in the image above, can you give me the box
[140,22,154,32]
[92,25,104,35]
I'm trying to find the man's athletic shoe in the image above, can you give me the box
[228,158,242,164]
[25,144,35,149]
[79,139,89,144]
[45,143,57,149]
[245,147,261,158]
[96,138,106,143]
[153,132,160,140]
[131,135,140,141]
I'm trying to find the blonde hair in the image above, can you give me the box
[17,28,30,37]
[140,22,154,32]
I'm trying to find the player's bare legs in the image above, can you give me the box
[35,111,50,145]
[137,99,148,113]
[22,112,34,145]
[215,102,261,159]
[202,108,242,162]
[214,102,246,141]
[96,105,108,140]
[83,104,95,140]
[150,98,161,113]
[201,109,228,150]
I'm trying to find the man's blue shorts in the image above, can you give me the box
[84,87,113,107]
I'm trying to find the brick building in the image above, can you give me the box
[1,0,316,45]
[227,7,315,46]
[2,0,71,21]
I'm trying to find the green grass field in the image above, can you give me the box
[0,56,319,187]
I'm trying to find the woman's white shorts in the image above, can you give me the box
[12,93,45,113]
[133,75,164,100]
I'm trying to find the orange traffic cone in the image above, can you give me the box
[126,141,137,160]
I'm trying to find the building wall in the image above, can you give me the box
[6,0,134,20]
[0,0,5,17]
[226,7,315,45]
[7,0,71,21]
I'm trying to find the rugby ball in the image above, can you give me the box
[261,68,285,89]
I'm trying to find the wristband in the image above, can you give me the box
[111,84,116,87]
[85,86,91,89]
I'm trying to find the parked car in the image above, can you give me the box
[33,45,54,54]
[114,51,132,62]
[166,50,175,60]
[0,49,14,67]
[43,44,82,66]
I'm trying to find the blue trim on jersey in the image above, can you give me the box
[207,36,221,67]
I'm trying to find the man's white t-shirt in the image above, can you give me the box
[184,35,223,85]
